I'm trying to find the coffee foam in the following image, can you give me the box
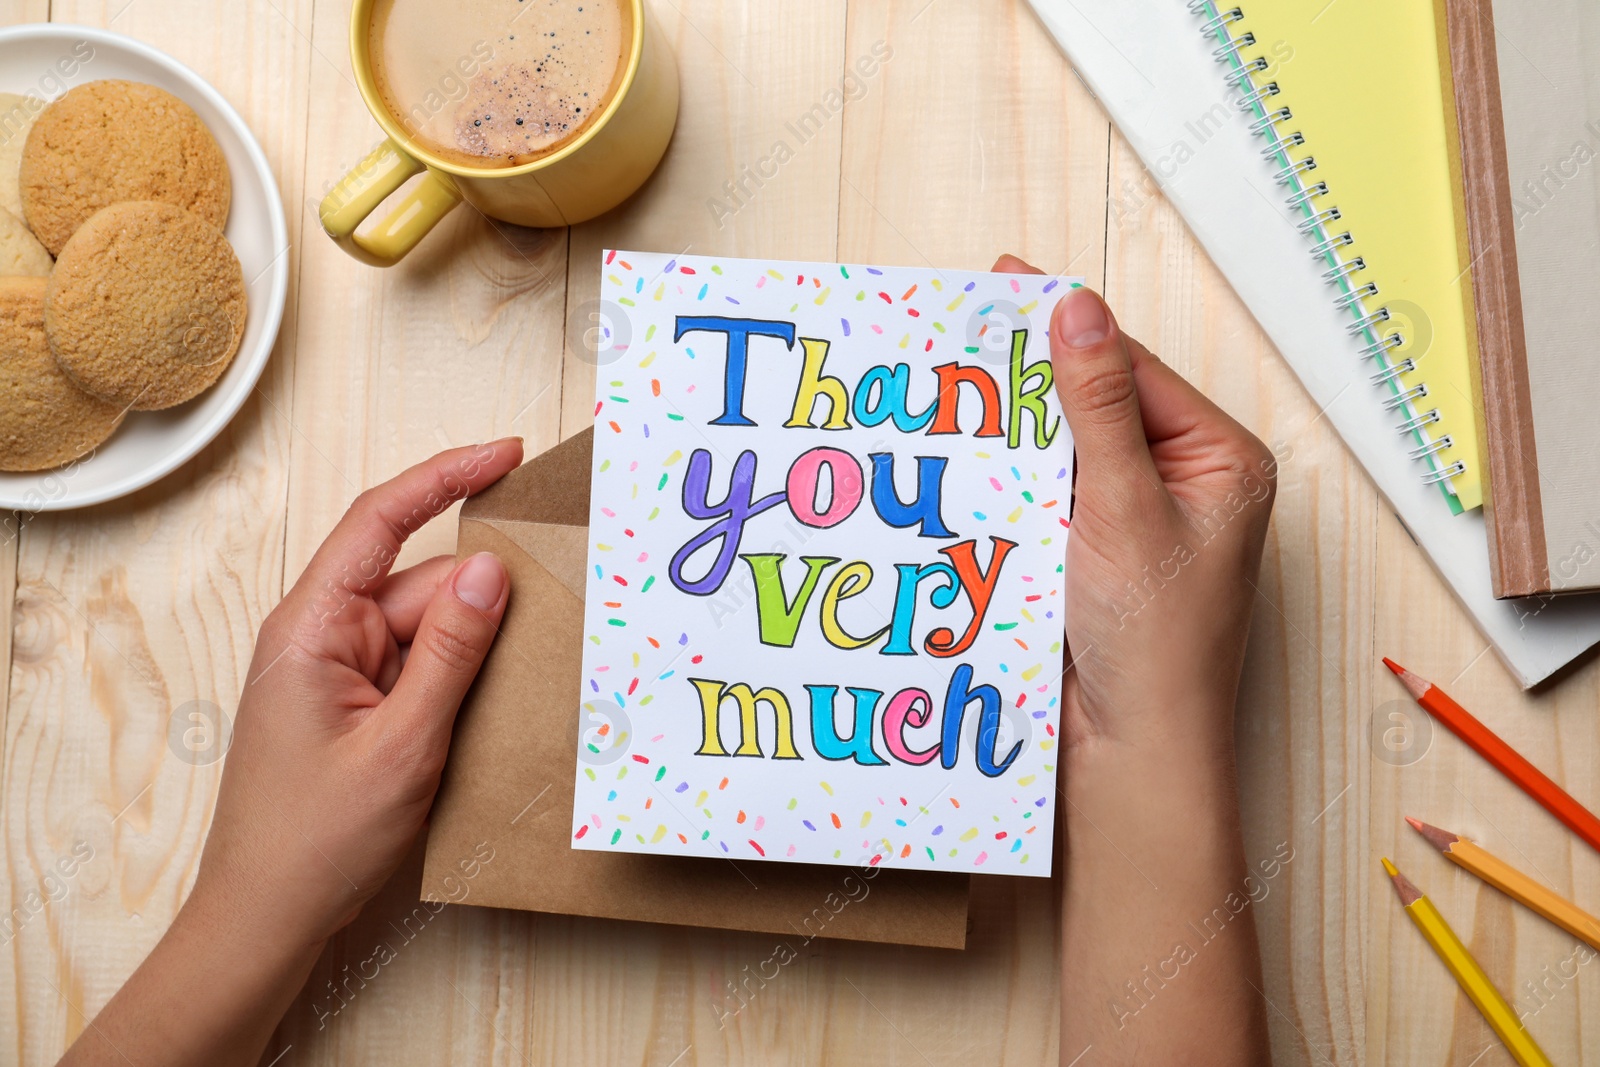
[370,0,628,169]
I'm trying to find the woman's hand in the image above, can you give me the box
[193,438,520,950]
[994,256,1275,1066]
[1030,270,1277,761]
[60,439,522,1067]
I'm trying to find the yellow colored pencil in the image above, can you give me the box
[1382,857,1554,1067]
[1409,816,1600,952]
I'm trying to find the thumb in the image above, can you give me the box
[1050,287,1162,517]
[383,552,508,751]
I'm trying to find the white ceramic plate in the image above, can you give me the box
[0,24,288,511]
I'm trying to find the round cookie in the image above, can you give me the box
[20,80,231,255]
[0,92,45,220]
[46,201,247,411]
[0,276,123,471]
[0,205,51,276]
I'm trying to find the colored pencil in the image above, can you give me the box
[1408,816,1600,951]
[1384,657,1600,855]
[1382,858,1555,1067]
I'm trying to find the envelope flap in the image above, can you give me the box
[469,518,587,601]
[464,427,593,527]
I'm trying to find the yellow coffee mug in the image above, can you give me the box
[321,0,678,266]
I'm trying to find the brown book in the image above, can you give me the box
[1444,0,1600,596]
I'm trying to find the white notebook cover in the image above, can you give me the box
[1025,0,1600,687]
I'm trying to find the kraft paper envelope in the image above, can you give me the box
[421,428,971,949]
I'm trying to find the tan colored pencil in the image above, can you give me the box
[1408,816,1600,951]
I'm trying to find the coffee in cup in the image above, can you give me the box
[368,0,631,169]
[322,0,677,264]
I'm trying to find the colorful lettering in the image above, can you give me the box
[744,554,838,647]
[691,678,802,759]
[807,685,889,765]
[786,447,864,528]
[676,315,797,427]
[868,453,953,537]
[928,362,1004,436]
[670,449,786,595]
[785,338,852,429]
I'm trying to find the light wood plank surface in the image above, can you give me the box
[3,1,1600,1064]
[0,0,312,1063]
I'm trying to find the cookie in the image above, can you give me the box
[46,201,247,410]
[0,205,51,276]
[0,277,123,471]
[20,80,231,255]
[0,92,44,220]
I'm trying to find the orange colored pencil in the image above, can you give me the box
[1408,816,1600,950]
[1385,657,1600,855]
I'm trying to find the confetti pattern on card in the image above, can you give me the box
[573,250,1077,876]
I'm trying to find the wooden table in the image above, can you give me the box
[3,1,1598,1063]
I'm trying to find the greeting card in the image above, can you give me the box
[573,250,1076,876]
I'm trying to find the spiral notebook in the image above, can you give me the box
[1025,0,1600,686]
[1196,0,1484,514]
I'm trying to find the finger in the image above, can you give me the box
[1119,336,1240,449]
[373,555,456,644]
[380,552,509,758]
[1049,288,1165,517]
[375,631,403,694]
[300,439,523,598]
[1120,335,1275,490]
[991,253,1043,275]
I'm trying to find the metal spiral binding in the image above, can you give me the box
[1297,207,1342,234]
[1370,358,1415,385]
[1421,461,1467,485]
[1346,307,1390,334]
[1383,384,1429,411]
[1249,107,1292,136]
[1358,331,1403,358]
[1311,231,1354,259]
[1333,281,1376,309]
[1191,1,1461,492]
[1395,408,1441,434]
[1408,434,1452,459]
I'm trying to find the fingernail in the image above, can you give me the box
[453,552,506,611]
[1058,288,1111,349]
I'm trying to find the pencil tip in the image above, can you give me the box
[1405,817,1460,851]
[1382,857,1423,905]
[1381,657,1432,699]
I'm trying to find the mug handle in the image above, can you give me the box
[319,138,462,267]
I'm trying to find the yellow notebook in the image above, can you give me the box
[1196,0,1483,513]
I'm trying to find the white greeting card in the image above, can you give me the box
[572,250,1076,876]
